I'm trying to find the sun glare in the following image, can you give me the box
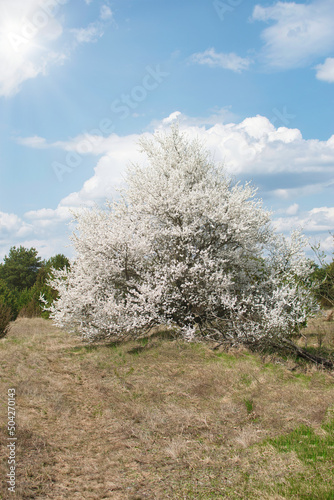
[4,18,40,60]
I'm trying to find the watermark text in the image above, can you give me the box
[7,388,16,493]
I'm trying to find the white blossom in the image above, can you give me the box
[47,126,318,343]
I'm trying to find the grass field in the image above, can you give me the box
[1,317,334,499]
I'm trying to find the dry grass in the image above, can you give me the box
[299,309,334,350]
[0,317,334,499]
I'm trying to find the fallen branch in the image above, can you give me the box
[252,337,334,370]
[281,339,334,370]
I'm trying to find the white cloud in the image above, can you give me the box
[17,135,48,148]
[286,203,299,216]
[0,206,77,260]
[0,211,36,258]
[53,114,334,247]
[0,211,23,234]
[57,134,145,204]
[178,116,332,178]
[17,133,109,154]
[7,112,334,259]
[252,0,334,69]
[190,48,251,73]
[274,206,334,232]
[71,23,104,44]
[100,5,113,21]
[37,117,326,241]
[25,206,73,224]
[162,111,182,125]
[315,57,334,82]
[20,112,334,180]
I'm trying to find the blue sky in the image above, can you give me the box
[0,0,334,260]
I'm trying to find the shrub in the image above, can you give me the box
[47,126,318,344]
[16,255,70,318]
[0,279,18,320]
[310,241,334,308]
[0,302,12,338]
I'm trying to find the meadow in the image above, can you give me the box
[1,316,334,499]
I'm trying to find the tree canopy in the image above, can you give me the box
[0,246,42,291]
[47,127,318,344]
[46,254,70,272]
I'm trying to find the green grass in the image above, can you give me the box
[269,417,334,463]
[256,410,334,498]
[243,397,254,414]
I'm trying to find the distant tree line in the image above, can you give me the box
[0,246,69,337]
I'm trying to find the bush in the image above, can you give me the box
[17,294,42,318]
[47,126,318,344]
[0,302,12,338]
[0,279,18,320]
[310,242,334,308]
[312,265,334,307]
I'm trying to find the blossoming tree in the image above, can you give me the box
[46,126,317,344]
